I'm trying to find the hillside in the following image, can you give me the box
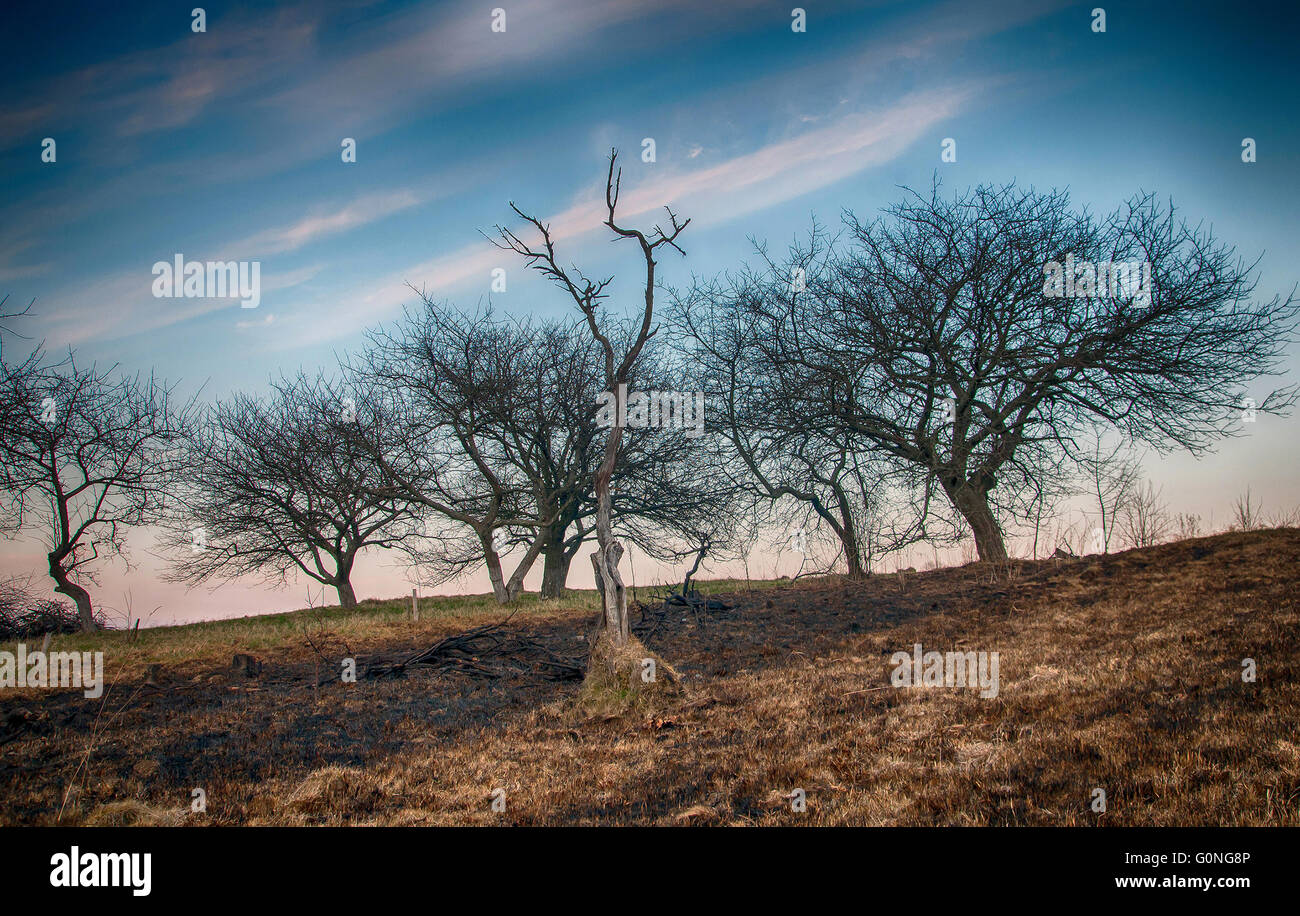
[2,528,1297,826]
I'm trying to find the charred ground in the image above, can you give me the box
[2,528,1297,826]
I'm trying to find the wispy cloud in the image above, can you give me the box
[236,314,276,331]
[0,5,323,147]
[555,86,980,234]
[36,260,319,348]
[275,84,978,348]
[5,0,1059,351]
[224,190,429,257]
[0,239,52,283]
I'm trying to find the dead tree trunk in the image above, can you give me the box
[493,148,690,677]
[590,424,629,643]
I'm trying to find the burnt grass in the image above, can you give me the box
[2,528,1298,825]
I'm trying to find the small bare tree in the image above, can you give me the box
[493,149,689,664]
[1232,487,1263,531]
[1118,480,1172,549]
[1267,505,1300,528]
[1175,512,1203,540]
[1074,432,1142,553]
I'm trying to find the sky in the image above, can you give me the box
[1,0,1297,624]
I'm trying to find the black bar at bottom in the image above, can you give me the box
[0,826,1286,903]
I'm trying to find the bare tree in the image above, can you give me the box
[0,353,194,630]
[493,149,689,658]
[1174,512,1203,540]
[1013,444,1076,559]
[1232,487,1263,531]
[353,298,724,603]
[1267,505,1300,529]
[1074,431,1142,553]
[161,372,415,608]
[686,182,1298,560]
[1118,479,1172,549]
[672,254,945,578]
[654,505,744,598]
[354,304,569,603]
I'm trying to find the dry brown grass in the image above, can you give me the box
[2,529,1297,826]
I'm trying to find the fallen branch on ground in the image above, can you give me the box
[363,618,585,683]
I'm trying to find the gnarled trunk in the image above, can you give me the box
[334,553,359,608]
[484,531,544,603]
[948,480,1008,562]
[48,553,96,632]
[836,505,867,578]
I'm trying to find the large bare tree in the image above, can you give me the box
[685,183,1298,561]
[355,279,721,605]
[0,353,194,630]
[353,304,564,603]
[671,255,940,578]
[161,372,416,608]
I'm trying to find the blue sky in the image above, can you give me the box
[1,0,1297,620]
